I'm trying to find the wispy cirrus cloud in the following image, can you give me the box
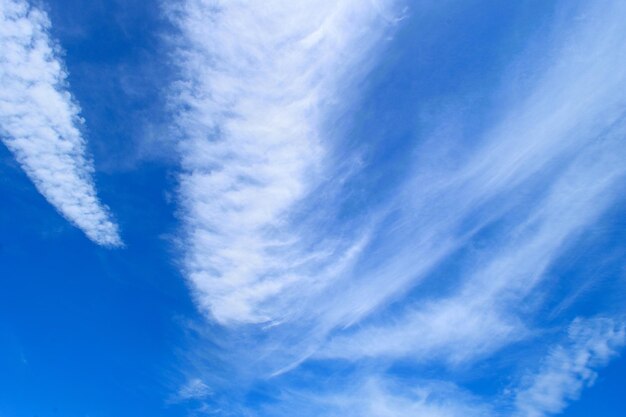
[514,317,626,417]
[169,0,626,415]
[168,0,400,324]
[309,0,626,361]
[249,318,625,417]
[176,378,211,402]
[0,0,121,246]
[318,120,626,365]
[255,376,490,417]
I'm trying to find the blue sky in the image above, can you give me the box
[1,0,626,416]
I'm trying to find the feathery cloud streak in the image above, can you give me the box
[514,317,626,417]
[0,0,121,246]
[313,0,626,363]
[171,0,626,415]
[170,0,398,324]
[259,318,625,417]
[254,376,490,417]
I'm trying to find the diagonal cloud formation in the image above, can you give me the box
[169,0,399,324]
[514,317,626,417]
[171,0,626,415]
[312,0,626,361]
[0,0,121,247]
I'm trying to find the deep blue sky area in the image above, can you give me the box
[0,4,195,415]
[0,148,195,417]
[1,1,625,416]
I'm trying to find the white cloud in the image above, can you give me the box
[177,378,211,401]
[255,376,489,417]
[318,124,626,365]
[0,0,121,246]
[308,0,626,366]
[514,317,626,417]
[172,0,626,381]
[335,379,489,417]
[169,0,399,324]
[172,0,626,414]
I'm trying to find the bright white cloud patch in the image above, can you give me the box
[170,0,398,324]
[171,0,626,415]
[515,318,626,417]
[0,0,121,246]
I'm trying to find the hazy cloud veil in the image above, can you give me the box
[1,0,625,416]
